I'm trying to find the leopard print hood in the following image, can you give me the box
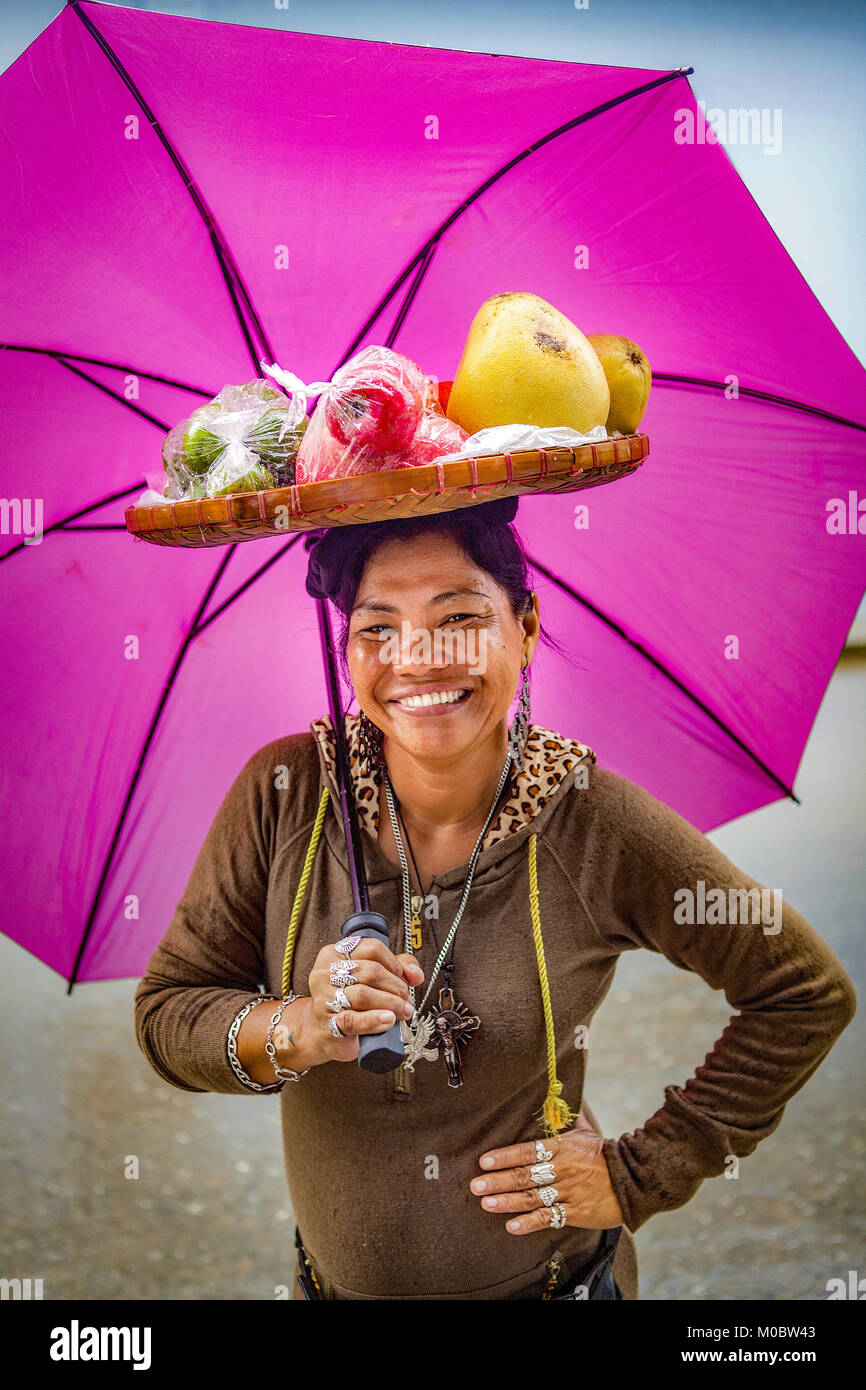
[311,713,596,852]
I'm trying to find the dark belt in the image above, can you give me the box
[549,1225,623,1300]
[294,1224,623,1301]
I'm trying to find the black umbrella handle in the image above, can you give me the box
[341,911,406,1072]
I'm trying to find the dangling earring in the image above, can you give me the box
[507,662,531,769]
[357,710,384,778]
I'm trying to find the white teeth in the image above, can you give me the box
[397,689,468,708]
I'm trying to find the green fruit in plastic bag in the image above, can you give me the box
[163,382,304,496]
[210,462,275,497]
[182,422,226,475]
[246,409,308,484]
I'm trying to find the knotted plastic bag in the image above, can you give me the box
[161,380,308,500]
[262,346,468,483]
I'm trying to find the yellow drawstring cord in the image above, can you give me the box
[281,788,577,1140]
[528,832,580,1138]
[281,785,331,999]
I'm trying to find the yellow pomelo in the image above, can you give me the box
[586,334,651,434]
[446,292,610,434]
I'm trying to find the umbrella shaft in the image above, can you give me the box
[315,595,369,912]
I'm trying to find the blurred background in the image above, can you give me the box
[1,0,863,1300]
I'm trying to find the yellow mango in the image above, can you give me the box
[446,292,610,434]
[586,334,651,434]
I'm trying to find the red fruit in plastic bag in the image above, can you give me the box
[408,412,469,465]
[323,353,425,454]
[295,346,460,483]
[296,425,345,483]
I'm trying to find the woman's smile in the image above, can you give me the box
[389,684,475,715]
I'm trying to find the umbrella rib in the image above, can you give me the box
[67,0,274,374]
[653,374,866,433]
[0,347,216,566]
[1,343,214,398]
[193,532,306,636]
[336,66,694,368]
[52,356,171,432]
[527,553,801,805]
[0,481,147,565]
[385,243,438,348]
[0,350,171,565]
[66,545,237,992]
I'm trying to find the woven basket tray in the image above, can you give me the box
[124,432,648,549]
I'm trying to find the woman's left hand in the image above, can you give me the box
[470,1112,625,1233]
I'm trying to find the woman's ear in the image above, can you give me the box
[522,591,541,666]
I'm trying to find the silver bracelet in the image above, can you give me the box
[227,995,284,1093]
[265,993,311,1083]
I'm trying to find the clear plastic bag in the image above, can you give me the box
[293,346,468,483]
[160,380,309,500]
[434,421,610,463]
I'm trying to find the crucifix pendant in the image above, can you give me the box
[429,985,481,1089]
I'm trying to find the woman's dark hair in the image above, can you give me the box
[306,506,570,681]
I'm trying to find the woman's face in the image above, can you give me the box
[346,530,540,767]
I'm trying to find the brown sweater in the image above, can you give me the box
[134,721,856,1300]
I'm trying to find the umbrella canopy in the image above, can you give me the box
[1,0,864,986]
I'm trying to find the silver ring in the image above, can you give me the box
[536,1186,559,1207]
[549,1204,567,1229]
[534,1141,554,1162]
[335,936,361,956]
[326,987,352,1014]
[529,1161,556,1186]
[328,1016,346,1038]
[329,964,358,988]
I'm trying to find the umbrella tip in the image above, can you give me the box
[677,65,695,76]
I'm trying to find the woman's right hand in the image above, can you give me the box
[294,937,424,1066]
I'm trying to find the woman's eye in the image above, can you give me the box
[353,614,486,640]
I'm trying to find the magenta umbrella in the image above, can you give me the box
[1,1,864,990]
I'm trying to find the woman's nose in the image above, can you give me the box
[387,621,454,673]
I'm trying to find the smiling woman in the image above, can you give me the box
[330,504,548,884]
[134,497,855,1302]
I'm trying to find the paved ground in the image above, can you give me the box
[1,655,863,1301]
